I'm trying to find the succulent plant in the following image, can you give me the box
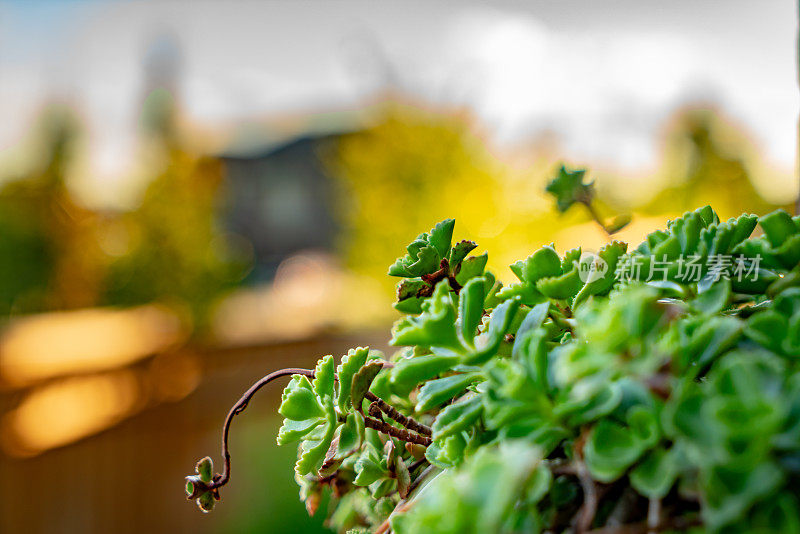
[186,202,800,533]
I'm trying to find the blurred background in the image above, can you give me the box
[0,1,797,532]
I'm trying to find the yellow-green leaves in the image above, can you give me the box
[690,278,731,315]
[295,409,337,476]
[629,447,679,499]
[758,209,800,269]
[354,442,386,486]
[416,372,482,413]
[277,358,337,453]
[462,297,521,365]
[496,246,561,305]
[391,277,521,367]
[449,239,478,269]
[572,240,627,308]
[353,440,414,499]
[392,443,547,534]
[457,277,485,349]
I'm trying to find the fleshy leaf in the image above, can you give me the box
[449,239,478,268]
[416,372,483,413]
[455,253,489,286]
[463,297,521,365]
[337,347,370,412]
[351,361,385,411]
[458,277,486,348]
[389,353,461,397]
[312,355,335,403]
[391,280,461,350]
[630,447,678,499]
[196,456,213,484]
[429,219,456,260]
[431,395,483,440]
[546,164,594,213]
[279,375,324,421]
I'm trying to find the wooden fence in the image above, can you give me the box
[0,331,389,534]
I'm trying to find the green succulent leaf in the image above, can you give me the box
[545,164,594,213]
[197,491,216,512]
[690,278,731,315]
[394,278,427,314]
[584,418,647,483]
[295,413,337,476]
[760,210,797,249]
[337,347,370,412]
[389,352,461,397]
[279,375,324,421]
[455,253,489,286]
[449,239,478,269]
[312,355,336,403]
[457,277,486,348]
[431,395,483,441]
[196,456,213,484]
[351,361,385,411]
[462,297,521,365]
[391,280,461,350]
[630,447,679,499]
[429,219,456,260]
[416,372,483,413]
[354,442,388,486]
[336,411,365,460]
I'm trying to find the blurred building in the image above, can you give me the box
[219,114,360,281]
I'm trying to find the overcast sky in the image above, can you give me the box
[0,0,797,198]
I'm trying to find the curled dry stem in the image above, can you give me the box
[202,361,425,492]
[208,367,316,491]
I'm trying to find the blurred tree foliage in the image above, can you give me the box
[327,102,566,290]
[0,106,105,316]
[0,94,248,327]
[102,150,246,328]
[328,102,790,300]
[103,89,250,329]
[0,97,790,329]
[649,107,782,219]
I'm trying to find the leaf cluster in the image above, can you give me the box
[190,205,800,534]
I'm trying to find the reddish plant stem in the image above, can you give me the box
[366,391,432,436]
[575,430,598,534]
[418,258,463,297]
[647,498,661,534]
[204,359,413,493]
[364,413,432,446]
[209,368,314,489]
[374,464,437,534]
[208,367,315,490]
